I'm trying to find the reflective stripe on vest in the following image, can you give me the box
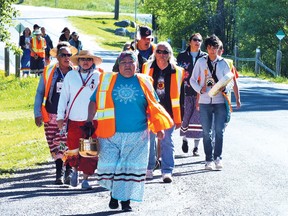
[97,72,114,120]
[41,64,57,122]
[32,37,45,57]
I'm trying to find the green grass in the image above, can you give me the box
[0,72,50,178]
[68,15,139,51]
[239,69,288,84]
[22,0,143,13]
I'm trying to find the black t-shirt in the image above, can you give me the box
[152,62,173,119]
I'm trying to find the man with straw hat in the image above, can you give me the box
[57,50,103,190]
[34,41,77,185]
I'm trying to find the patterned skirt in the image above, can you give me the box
[180,95,203,139]
[44,113,68,161]
[97,130,149,202]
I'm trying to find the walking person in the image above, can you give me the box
[190,34,231,170]
[41,27,54,65]
[34,41,77,185]
[59,27,71,42]
[177,33,207,156]
[85,51,173,211]
[69,32,83,54]
[19,27,32,77]
[57,50,103,190]
[29,29,47,76]
[142,42,184,182]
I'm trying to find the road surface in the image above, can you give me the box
[1,76,288,216]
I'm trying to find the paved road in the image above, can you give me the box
[1,76,288,216]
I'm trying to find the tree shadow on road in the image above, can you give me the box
[0,161,107,200]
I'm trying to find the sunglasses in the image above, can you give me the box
[192,38,202,42]
[156,49,169,55]
[59,53,72,58]
[79,58,93,62]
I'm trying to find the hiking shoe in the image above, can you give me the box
[146,169,154,180]
[121,200,132,212]
[109,195,119,209]
[214,157,223,170]
[193,147,200,156]
[81,180,92,190]
[162,173,173,183]
[54,178,63,185]
[182,139,188,153]
[205,161,214,170]
[70,170,79,187]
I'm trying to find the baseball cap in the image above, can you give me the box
[34,29,42,35]
[33,24,41,29]
[139,26,153,38]
[71,32,79,36]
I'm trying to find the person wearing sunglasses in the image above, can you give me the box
[177,33,207,157]
[142,42,184,183]
[56,50,103,190]
[34,41,77,185]
[190,34,231,171]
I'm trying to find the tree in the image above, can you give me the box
[0,0,21,54]
[114,0,119,20]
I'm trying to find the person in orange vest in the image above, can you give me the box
[84,51,173,212]
[34,41,77,185]
[142,41,185,183]
[29,29,47,76]
[56,50,103,190]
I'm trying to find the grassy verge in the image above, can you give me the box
[22,0,143,13]
[239,69,288,84]
[68,15,139,51]
[0,71,50,178]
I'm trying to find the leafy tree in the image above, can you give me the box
[236,0,288,76]
[0,0,21,54]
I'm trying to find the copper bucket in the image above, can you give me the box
[79,137,99,158]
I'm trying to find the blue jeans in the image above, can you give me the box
[199,103,227,161]
[147,126,175,174]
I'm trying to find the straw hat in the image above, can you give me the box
[49,41,78,57]
[70,50,102,66]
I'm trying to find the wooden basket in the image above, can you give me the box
[79,137,99,158]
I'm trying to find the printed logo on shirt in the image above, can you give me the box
[113,84,139,104]
[156,76,165,98]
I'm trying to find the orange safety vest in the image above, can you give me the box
[95,72,174,138]
[142,62,184,124]
[224,58,239,78]
[41,64,58,122]
[41,63,76,122]
[31,36,46,58]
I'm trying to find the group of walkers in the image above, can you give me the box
[19,25,82,77]
[33,25,241,212]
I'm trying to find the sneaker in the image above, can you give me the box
[121,200,132,212]
[192,147,200,156]
[214,157,223,170]
[162,173,173,183]
[70,170,79,187]
[205,161,214,170]
[109,195,119,209]
[54,178,63,185]
[81,180,92,190]
[182,139,188,153]
[146,169,154,180]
